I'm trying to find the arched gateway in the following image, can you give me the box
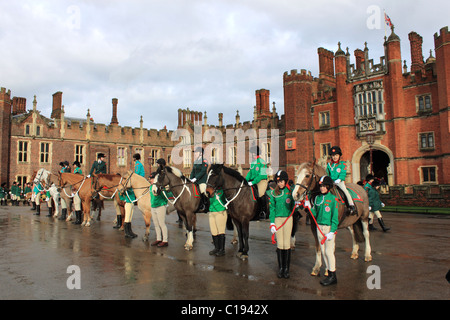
[351,144,394,185]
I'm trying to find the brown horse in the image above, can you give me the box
[58,172,95,227]
[206,164,263,260]
[292,161,372,276]
[92,173,126,229]
[116,171,153,241]
[152,165,198,250]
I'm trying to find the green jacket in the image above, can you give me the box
[134,160,145,177]
[326,161,347,182]
[90,160,107,175]
[11,185,20,196]
[268,186,295,224]
[311,192,339,233]
[150,189,169,208]
[209,190,227,212]
[368,187,382,212]
[24,186,32,194]
[246,156,268,184]
[0,187,6,198]
[119,189,136,204]
[190,158,208,184]
[74,167,82,175]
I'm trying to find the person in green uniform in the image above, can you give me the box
[326,146,356,215]
[268,170,295,279]
[368,179,390,232]
[33,181,44,215]
[58,161,72,219]
[23,182,32,206]
[149,172,170,247]
[208,188,228,256]
[190,147,209,213]
[10,181,20,206]
[66,160,83,222]
[304,175,339,286]
[88,153,107,177]
[246,145,268,218]
[0,183,7,206]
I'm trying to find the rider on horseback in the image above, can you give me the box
[190,147,209,213]
[327,146,357,215]
[246,145,268,218]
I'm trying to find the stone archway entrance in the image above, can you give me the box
[360,150,390,182]
[351,144,394,185]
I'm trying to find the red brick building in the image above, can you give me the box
[283,26,449,205]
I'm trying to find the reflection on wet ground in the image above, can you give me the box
[0,202,449,300]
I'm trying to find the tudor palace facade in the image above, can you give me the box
[0,26,449,206]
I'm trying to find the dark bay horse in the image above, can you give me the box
[153,165,199,250]
[206,164,262,260]
[292,161,372,276]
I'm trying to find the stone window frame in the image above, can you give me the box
[418,131,435,151]
[17,140,30,164]
[416,94,432,114]
[39,142,52,164]
[419,165,438,184]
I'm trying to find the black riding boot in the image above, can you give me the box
[34,205,40,215]
[320,270,337,286]
[113,215,122,229]
[209,235,220,255]
[47,206,52,217]
[215,234,226,257]
[31,202,36,210]
[59,208,67,220]
[283,249,291,279]
[277,249,283,278]
[73,211,82,224]
[378,218,390,232]
[124,222,137,238]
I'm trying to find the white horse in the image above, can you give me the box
[33,168,61,218]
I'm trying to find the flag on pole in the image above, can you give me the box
[384,12,393,28]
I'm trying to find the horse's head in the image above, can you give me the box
[117,171,133,194]
[206,164,224,190]
[153,167,171,192]
[292,162,318,201]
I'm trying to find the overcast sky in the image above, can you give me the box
[1,0,448,130]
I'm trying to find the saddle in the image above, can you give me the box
[333,186,357,216]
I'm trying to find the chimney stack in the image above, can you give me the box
[110,98,119,125]
[51,91,63,119]
[409,31,424,73]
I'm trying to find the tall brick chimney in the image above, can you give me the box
[51,91,63,119]
[318,47,335,78]
[110,98,119,125]
[255,89,271,119]
[409,31,424,73]
[12,97,26,115]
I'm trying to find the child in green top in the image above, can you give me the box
[268,170,295,279]
[305,175,339,286]
[150,172,170,247]
[208,188,227,256]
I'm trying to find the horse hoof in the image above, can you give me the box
[310,269,320,276]
[350,253,358,260]
[240,255,248,261]
[365,255,373,262]
[142,236,149,242]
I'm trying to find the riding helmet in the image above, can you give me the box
[330,146,342,156]
[133,153,141,160]
[193,146,204,154]
[156,158,166,166]
[73,160,81,167]
[275,170,289,183]
[319,175,334,188]
[97,153,106,159]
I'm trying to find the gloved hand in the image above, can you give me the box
[334,179,341,184]
[325,232,335,241]
[270,223,277,234]
[304,200,311,209]
[248,181,253,186]
[381,203,385,207]
[191,178,197,183]
[369,206,372,211]
[86,174,91,178]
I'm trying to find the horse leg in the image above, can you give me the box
[239,221,250,260]
[234,220,245,259]
[83,200,92,227]
[347,226,360,260]
[310,223,322,276]
[184,212,195,251]
[361,219,372,262]
[141,209,152,242]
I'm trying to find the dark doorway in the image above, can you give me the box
[360,150,390,182]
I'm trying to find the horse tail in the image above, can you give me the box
[226,213,234,231]
[353,219,365,243]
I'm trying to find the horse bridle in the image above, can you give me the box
[295,166,318,198]
[206,167,247,209]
